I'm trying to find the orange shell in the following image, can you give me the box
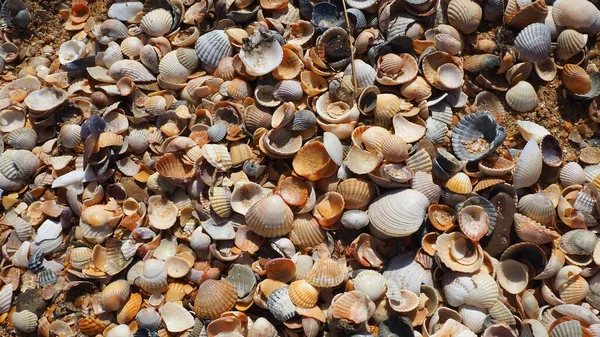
[193,279,238,320]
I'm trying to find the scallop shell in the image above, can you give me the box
[514,213,560,244]
[446,172,473,194]
[306,257,345,288]
[513,139,543,189]
[368,189,429,239]
[353,270,387,301]
[288,280,319,308]
[451,112,506,162]
[140,8,174,37]
[6,128,37,150]
[11,310,38,333]
[518,192,555,226]
[514,23,552,62]
[447,0,482,34]
[336,178,377,210]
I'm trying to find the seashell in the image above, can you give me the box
[392,114,425,143]
[446,172,473,194]
[108,1,143,22]
[78,316,106,336]
[246,195,294,238]
[551,320,583,337]
[376,53,418,85]
[24,86,67,115]
[116,293,141,324]
[552,0,600,34]
[165,256,193,278]
[288,279,319,308]
[312,191,344,227]
[306,257,345,288]
[451,112,506,162]
[458,205,489,241]
[336,178,376,210]
[518,192,555,226]
[514,213,560,244]
[147,195,178,230]
[136,308,162,331]
[292,141,336,181]
[6,128,37,150]
[442,271,499,308]
[195,30,232,71]
[273,80,303,102]
[106,324,132,337]
[436,232,484,272]
[267,286,296,322]
[353,270,387,301]
[560,162,586,186]
[11,310,38,333]
[478,156,515,176]
[209,186,232,218]
[513,139,543,189]
[202,144,233,171]
[70,246,93,270]
[140,8,173,37]
[240,30,284,76]
[368,189,429,239]
[562,64,592,94]
[340,210,370,229]
[288,213,326,249]
[381,134,409,163]
[109,60,156,82]
[517,120,550,143]
[506,81,538,112]
[504,0,548,29]
[332,291,376,324]
[101,279,131,311]
[514,23,552,62]
[2,0,30,29]
[556,30,588,61]
[160,302,195,333]
[447,0,483,34]
[58,40,86,65]
[497,259,529,294]
[559,229,597,255]
[140,259,169,294]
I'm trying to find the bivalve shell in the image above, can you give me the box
[506,81,539,112]
[514,23,552,62]
[368,189,429,239]
[11,310,38,333]
[447,0,483,34]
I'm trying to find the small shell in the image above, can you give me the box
[147,195,178,230]
[336,178,377,210]
[240,30,284,76]
[451,112,506,162]
[552,0,600,34]
[6,128,37,150]
[518,192,555,226]
[306,257,345,288]
[381,134,409,163]
[562,64,591,95]
[195,30,232,71]
[556,29,588,60]
[446,172,473,194]
[288,280,319,308]
[353,270,387,301]
[458,205,490,241]
[101,279,131,311]
[560,162,586,186]
[136,308,162,331]
[109,60,156,82]
[514,23,552,62]
[497,259,529,294]
[100,19,129,39]
[108,2,144,22]
[11,310,38,333]
[332,291,375,324]
[447,0,483,34]
[140,8,173,37]
[117,293,141,324]
[246,195,294,238]
[341,210,370,229]
[506,81,538,112]
[58,40,86,65]
[513,139,543,189]
[202,144,233,171]
[78,316,107,336]
[560,229,597,255]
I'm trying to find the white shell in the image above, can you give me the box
[195,30,232,70]
[560,162,586,186]
[159,302,195,333]
[108,2,144,22]
[506,81,538,112]
[514,23,552,62]
[58,40,87,65]
[136,308,162,331]
[140,8,173,37]
[140,259,169,294]
[106,324,133,337]
[353,270,387,301]
[513,139,543,189]
[11,310,38,333]
[109,60,156,82]
[0,284,12,314]
[239,31,284,76]
[368,189,430,239]
[517,120,550,143]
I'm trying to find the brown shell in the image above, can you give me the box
[336,178,377,210]
[77,317,106,336]
[288,280,319,308]
[288,213,326,249]
[193,279,238,319]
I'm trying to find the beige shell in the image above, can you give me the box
[353,270,387,301]
[147,195,178,230]
[306,257,345,288]
[368,189,430,239]
[552,0,600,34]
[202,144,233,171]
[245,195,294,238]
[101,279,131,311]
[447,0,483,34]
[497,259,529,294]
[194,279,238,319]
[436,232,484,273]
[140,259,169,294]
[556,29,588,60]
[514,213,560,244]
[506,81,538,112]
[11,310,38,333]
[159,302,195,333]
[332,291,375,324]
[140,8,173,37]
[109,60,156,82]
[513,139,543,189]
[562,64,592,95]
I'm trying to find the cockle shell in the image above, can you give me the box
[353,270,387,301]
[556,29,588,60]
[109,60,156,82]
[451,112,506,162]
[562,64,592,95]
[506,81,538,112]
[194,279,238,319]
[552,0,600,34]
[514,23,552,62]
[447,0,482,34]
[140,8,174,37]
[160,302,195,333]
[11,310,38,333]
[101,279,130,311]
[513,139,543,189]
[246,195,293,238]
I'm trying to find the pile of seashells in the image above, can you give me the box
[3,0,600,336]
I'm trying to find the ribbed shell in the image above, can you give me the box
[513,139,543,189]
[288,280,319,308]
[556,29,588,60]
[560,162,586,186]
[195,30,232,70]
[288,214,326,249]
[504,0,548,29]
[100,19,129,39]
[451,112,506,162]
[353,270,387,301]
[6,128,37,150]
[108,1,143,22]
[159,50,192,84]
[562,64,592,94]
[506,81,538,112]
[245,195,294,238]
[193,279,238,319]
[552,0,600,33]
[11,310,38,333]
[0,284,12,314]
[306,258,345,288]
[101,279,131,311]
[383,251,433,294]
[518,192,555,226]
[267,287,296,322]
[136,308,162,331]
[78,316,106,336]
[368,189,429,239]
[336,178,377,209]
[514,23,551,62]
[447,0,483,34]
[108,60,156,82]
[551,320,583,337]
[140,8,173,37]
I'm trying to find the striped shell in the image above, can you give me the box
[245,195,294,238]
[108,60,156,82]
[447,0,482,34]
[195,30,232,70]
[552,0,600,34]
[506,81,538,112]
[368,189,430,239]
[513,139,543,189]
[140,8,173,37]
[193,279,237,319]
[556,29,588,60]
[11,310,38,333]
[514,23,552,62]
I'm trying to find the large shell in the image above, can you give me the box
[368,189,429,239]
[194,279,237,319]
[245,195,294,238]
[140,8,174,37]
[506,81,538,112]
[552,0,600,34]
[451,112,506,162]
[447,0,482,34]
[195,30,232,71]
[556,29,588,60]
[514,23,552,62]
[11,310,38,333]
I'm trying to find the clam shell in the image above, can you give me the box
[332,291,375,324]
[245,195,294,238]
[58,39,86,65]
[506,81,538,112]
[552,0,600,34]
[140,8,174,37]
[368,189,429,239]
[159,302,195,333]
[136,308,161,331]
[230,182,269,215]
[24,86,67,115]
[447,0,483,34]
[451,112,506,162]
[497,259,529,294]
[11,310,37,333]
[513,139,543,189]
[336,178,376,210]
[108,1,143,22]
[551,320,583,337]
[288,280,319,308]
[6,128,37,150]
[518,192,556,226]
[517,120,550,143]
[100,19,128,39]
[504,0,548,29]
[514,23,552,62]
[0,284,12,314]
[147,195,178,230]
[560,229,597,255]
[514,213,560,244]
[562,64,592,95]
[78,317,106,336]
[446,172,473,194]
[240,30,284,76]
[340,210,370,229]
[436,232,484,272]
[535,57,558,81]
[289,213,326,249]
